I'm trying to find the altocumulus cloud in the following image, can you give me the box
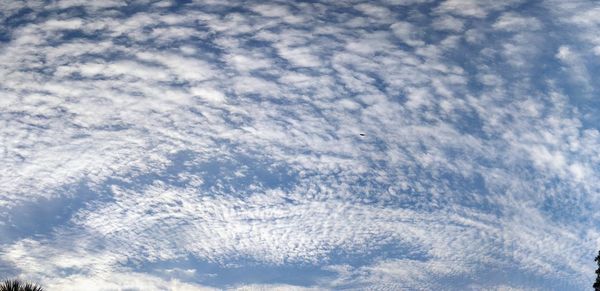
[1,0,600,290]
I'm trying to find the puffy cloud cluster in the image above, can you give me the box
[0,0,599,289]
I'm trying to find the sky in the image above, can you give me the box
[1,0,600,290]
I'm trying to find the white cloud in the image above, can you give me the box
[555,45,592,92]
[354,3,393,19]
[493,12,542,31]
[432,15,465,32]
[434,0,524,18]
[390,21,425,47]
[0,0,599,290]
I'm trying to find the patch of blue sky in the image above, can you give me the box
[130,256,338,288]
[0,182,96,244]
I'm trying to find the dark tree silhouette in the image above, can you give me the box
[594,251,600,290]
[0,279,44,291]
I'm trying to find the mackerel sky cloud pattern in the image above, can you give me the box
[1,0,600,290]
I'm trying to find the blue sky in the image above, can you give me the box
[1,0,600,290]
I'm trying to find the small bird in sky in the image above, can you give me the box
[359,133,365,136]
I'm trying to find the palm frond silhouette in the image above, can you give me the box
[0,279,44,291]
